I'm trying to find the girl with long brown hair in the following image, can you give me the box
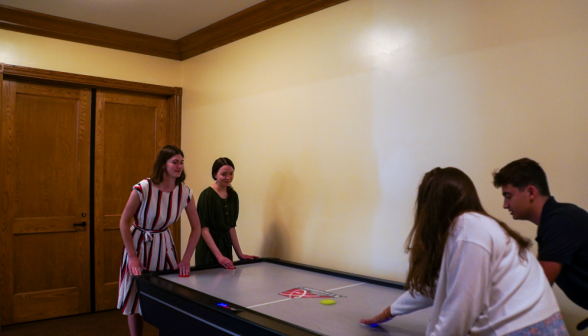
[117,145,202,336]
[360,167,567,335]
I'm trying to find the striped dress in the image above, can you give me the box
[117,178,192,315]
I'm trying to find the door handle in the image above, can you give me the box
[73,221,87,227]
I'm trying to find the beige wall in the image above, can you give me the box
[180,0,588,333]
[2,0,587,332]
[0,29,181,86]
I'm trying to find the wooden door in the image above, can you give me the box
[94,90,170,311]
[0,80,91,324]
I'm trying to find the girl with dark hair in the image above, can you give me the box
[117,145,202,336]
[360,167,567,335]
[194,157,257,268]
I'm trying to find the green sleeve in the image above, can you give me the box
[234,191,239,224]
[196,188,212,228]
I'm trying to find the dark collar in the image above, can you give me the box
[540,196,557,225]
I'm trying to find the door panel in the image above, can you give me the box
[94,90,169,311]
[13,288,79,323]
[0,80,91,324]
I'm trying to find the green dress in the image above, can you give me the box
[195,186,239,266]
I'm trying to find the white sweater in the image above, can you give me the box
[391,212,560,336]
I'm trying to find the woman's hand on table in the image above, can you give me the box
[360,308,394,326]
[177,259,191,276]
[128,256,146,276]
[217,256,235,269]
[238,253,259,260]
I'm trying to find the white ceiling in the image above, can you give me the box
[0,0,266,40]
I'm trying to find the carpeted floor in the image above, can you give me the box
[0,310,158,336]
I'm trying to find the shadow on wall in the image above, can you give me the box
[260,169,308,260]
[257,151,379,272]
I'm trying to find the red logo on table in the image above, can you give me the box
[279,287,345,299]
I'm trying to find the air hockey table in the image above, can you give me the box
[135,258,431,336]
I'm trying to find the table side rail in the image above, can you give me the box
[264,259,406,290]
[136,275,323,336]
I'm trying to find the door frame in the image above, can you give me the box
[0,63,183,319]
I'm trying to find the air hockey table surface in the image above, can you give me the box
[135,258,431,336]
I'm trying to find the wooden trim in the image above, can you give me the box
[0,79,16,325]
[168,93,182,147]
[93,90,107,311]
[0,1,349,61]
[0,4,180,60]
[1,64,180,96]
[0,70,5,327]
[76,87,93,316]
[168,92,182,250]
[178,0,348,60]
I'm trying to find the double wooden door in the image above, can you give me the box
[0,74,179,325]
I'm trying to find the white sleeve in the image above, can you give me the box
[429,240,491,336]
[390,290,434,316]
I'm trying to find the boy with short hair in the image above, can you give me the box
[493,158,588,329]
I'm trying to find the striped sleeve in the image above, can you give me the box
[186,185,193,204]
[133,179,148,203]
[178,183,193,210]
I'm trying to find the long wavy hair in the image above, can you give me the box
[150,145,185,185]
[404,167,530,298]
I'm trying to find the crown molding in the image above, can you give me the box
[0,0,348,61]
[1,63,180,96]
[0,5,181,60]
[177,0,348,60]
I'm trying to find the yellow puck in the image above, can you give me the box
[320,299,336,305]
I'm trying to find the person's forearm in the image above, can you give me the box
[202,228,225,259]
[120,221,138,259]
[539,261,562,285]
[119,191,141,260]
[377,307,394,322]
[229,228,244,256]
[181,227,201,263]
[390,290,434,316]
[361,306,394,325]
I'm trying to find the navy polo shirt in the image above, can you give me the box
[537,197,588,309]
